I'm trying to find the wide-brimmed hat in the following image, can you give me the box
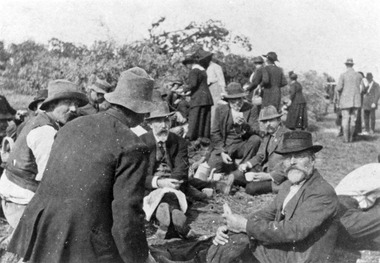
[258,105,283,121]
[104,67,156,114]
[221,82,246,99]
[253,56,264,64]
[0,95,16,120]
[40,80,88,111]
[89,78,112,94]
[28,89,48,111]
[182,49,213,65]
[275,130,323,155]
[263,51,279,62]
[288,71,298,80]
[145,101,175,120]
[344,58,354,65]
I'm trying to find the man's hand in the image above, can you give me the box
[235,116,246,126]
[157,178,183,190]
[213,225,229,246]
[238,162,251,172]
[371,103,376,108]
[250,172,272,181]
[222,203,247,233]
[221,152,233,164]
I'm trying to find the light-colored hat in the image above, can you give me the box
[104,67,156,114]
[345,58,354,65]
[145,101,175,120]
[221,82,247,99]
[258,105,283,121]
[40,80,88,111]
[89,78,112,94]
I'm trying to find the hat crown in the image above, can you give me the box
[33,89,48,101]
[47,80,80,98]
[277,131,323,154]
[225,82,244,96]
[253,56,264,63]
[147,101,171,119]
[345,58,354,64]
[259,105,282,121]
[264,52,278,62]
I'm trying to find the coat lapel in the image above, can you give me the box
[165,133,176,170]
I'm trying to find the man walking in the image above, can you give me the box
[336,58,362,142]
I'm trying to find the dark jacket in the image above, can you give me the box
[362,81,380,110]
[8,108,150,263]
[289,81,306,105]
[184,68,213,108]
[211,102,260,154]
[140,131,189,190]
[246,170,339,262]
[247,67,269,92]
[262,64,288,110]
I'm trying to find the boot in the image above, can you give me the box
[155,203,171,239]
[171,209,190,238]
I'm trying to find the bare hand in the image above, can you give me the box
[157,178,183,190]
[371,103,376,108]
[222,203,247,233]
[235,116,246,126]
[213,225,229,246]
[238,162,250,172]
[221,152,233,164]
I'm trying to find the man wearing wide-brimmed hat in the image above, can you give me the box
[79,77,112,116]
[336,58,362,142]
[207,82,261,191]
[262,51,288,111]
[8,67,156,263]
[237,105,288,196]
[0,80,87,236]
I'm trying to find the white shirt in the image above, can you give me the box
[207,61,226,88]
[282,180,306,214]
[0,125,57,204]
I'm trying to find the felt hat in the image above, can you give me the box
[182,49,213,65]
[40,80,88,110]
[258,105,283,121]
[0,95,16,120]
[344,58,354,65]
[28,89,48,111]
[145,101,174,120]
[366,72,373,79]
[221,82,246,99]
[89,78,112,94]
[263,51,279,62]
[104,67,156,114]
[275,130,323,155]
[253,56,264,64]
[288,71,298,80]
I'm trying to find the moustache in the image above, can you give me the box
[157,129,169,135]
[285,167,307,174]
[66,112,78,121]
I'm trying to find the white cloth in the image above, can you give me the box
[143,187,188,221]
[282,181,305,214]
[207,61,226,88]
[0,125,57,204]
[131,125,147,136]
[192,64,205,71]
[335,163,380,209]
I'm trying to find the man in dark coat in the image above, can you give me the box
[244,56,269,103]
[8,67,157,263]
[262,52,288,111]
[362,73,380,134]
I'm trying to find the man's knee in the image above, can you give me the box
[245,181,272,196]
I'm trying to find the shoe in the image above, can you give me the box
[171,209,189,237]
[156,202,171,236]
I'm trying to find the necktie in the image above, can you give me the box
[156,141,166,161]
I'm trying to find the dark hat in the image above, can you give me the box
[289,71,298,80]
[0,95,16,120]
[145,101,175,120]
[263,52,279,62]
[253,56,264,64]
[40,80,88,111]
[28,89,48,111]
[182,49,213,65]
[366,72,373,79]
[275,131,323,155]
[344,58,354,65]
[221,82,246,99]
[89,78,112,94]
[258,105,283,121]
[104,67,156,114]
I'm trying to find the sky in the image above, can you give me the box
[1,0,380,79]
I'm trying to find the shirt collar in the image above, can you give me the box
[192,64,205,71]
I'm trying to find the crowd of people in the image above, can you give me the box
[0,49,378,263]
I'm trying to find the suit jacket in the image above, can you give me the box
[211,102,260,154]
[184,68,213,108]
[336,68,362,109]
[289,81,306,105]
[246,67,269,92]
[262,65,288,110]
[362,81,380,110]
[246,170,339,261]
[247,125,288,185]
[140,131,189,190]
[8,108,149,263]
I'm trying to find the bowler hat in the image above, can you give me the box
[221,82,246,99]
[0,95,16,120]
[145,101,174,120]
[344,58,354,65]
[40,80,88,111]
[104,67,156,114]
[253,56,264,64]
[89,78,112,94]
[275,130,323,155]
[263,52,279,62]
[258,105,283,121]
[28,89,48,111]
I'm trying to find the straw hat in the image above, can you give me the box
[275,131,323,154]
[344,58,354,65]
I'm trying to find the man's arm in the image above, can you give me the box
[336,74,344,93]
[247,70,263,92]
[170,136,189,183]
[183,69,200,94]
[242,105,260,138]
[210,105,226,153]
[245,138,266,168]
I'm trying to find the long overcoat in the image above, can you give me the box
[262,65,288,110]
[8,108,150,263]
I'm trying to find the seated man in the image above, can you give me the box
[335,163,380,250]
[141,101,191,239]
[237,105,289,195]
[208,82,261,181]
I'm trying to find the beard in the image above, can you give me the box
[155,129,169,141]
[286,166,313,184]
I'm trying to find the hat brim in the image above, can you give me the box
[345,62,354,65]
[182,57,196,65]
[275,145,323,155]
[222,93,247,100]
[104,93,157,114]
[145,111,175,121]
[0,113,14,120]
[90,85,107,94]
[263,54,279,62]
[259,112,283,121]
[40,92,88,110]
[28,99,45,111]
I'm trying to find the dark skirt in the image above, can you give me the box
[285,103,308,130]
[187,106,211,141]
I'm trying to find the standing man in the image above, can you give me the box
[362,73,380,135]
[207,56,226,125]
[262,52,288,111]
[8,68,156,263]
[0,80,87,232]
[336,58,362,142]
